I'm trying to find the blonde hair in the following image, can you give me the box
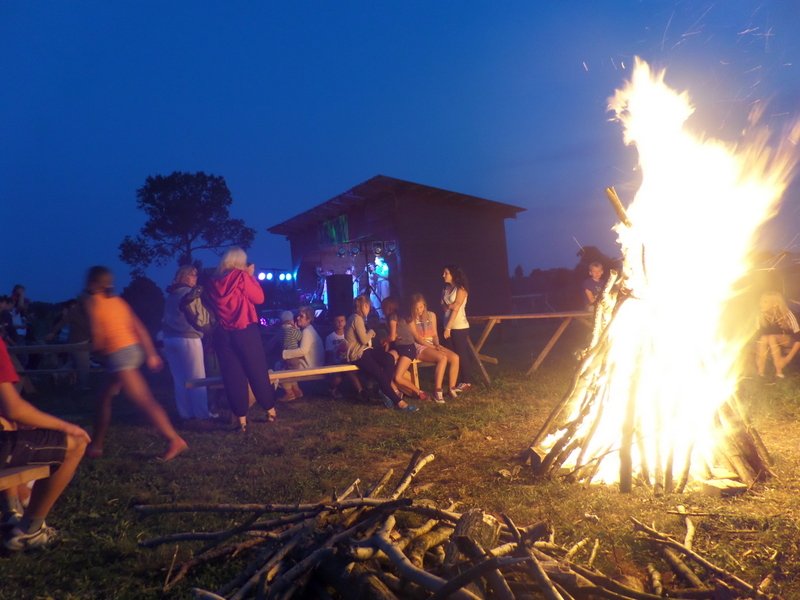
[218,247,248,273]
[297,305,315,323]
[354,295,371,314]
[173,265,197,286]
[760,291,792,328]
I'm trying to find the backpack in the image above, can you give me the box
[179,286,216,334]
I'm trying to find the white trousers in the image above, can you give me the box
[163,336,210,419]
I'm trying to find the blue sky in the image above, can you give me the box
[2,1,799,301]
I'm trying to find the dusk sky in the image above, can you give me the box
[2,1,799,302]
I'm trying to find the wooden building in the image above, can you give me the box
[267,175,525,316]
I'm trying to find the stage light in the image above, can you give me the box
[285,273,293,281]
[279,273,286,281]
[385,241,397,256]
[337,245,347,257]
[372,241,384,256]
[266,272,274,281]
[350,244,360,257]
[257,271,267,281]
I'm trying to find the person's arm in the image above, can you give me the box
[443,288,467,337]
[584,288,597,305]
[429,312,442,348]
[283,328,311,360]
[131,312,163,372]
[243,269,265,305]
[0,382,91,441]
[353,315,375,345]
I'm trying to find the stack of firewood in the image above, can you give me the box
[136,453,773,599]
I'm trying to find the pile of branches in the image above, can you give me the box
[135,453,774,599]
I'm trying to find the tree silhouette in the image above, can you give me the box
[119,171,256,274]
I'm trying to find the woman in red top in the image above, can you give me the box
[206,248,276,432]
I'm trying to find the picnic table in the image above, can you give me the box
[469,311,592,375]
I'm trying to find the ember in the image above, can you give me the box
[528,58,799,492]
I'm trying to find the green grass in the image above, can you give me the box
[3,321,800,598]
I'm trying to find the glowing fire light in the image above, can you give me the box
[542,58,799,489]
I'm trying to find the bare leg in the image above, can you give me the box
[393,356,420,396]
[418,347,447,391]
[116,368,187,461]
[89,377,122,456]
[768,335,788,376]
[26,434,87,521]
[442,347,460,390]
[780,341,800,371]
[756,337,769,376]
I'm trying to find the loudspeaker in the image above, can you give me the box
[326,274,354,318]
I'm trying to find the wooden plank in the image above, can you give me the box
[526,317,574,376]
[477,354,498,365]
[467,337,491,386]
[187,364,360,389]
[473,317,499,354]
[7,343,91,355]
[0,465,50,491]
[470,311,591,322]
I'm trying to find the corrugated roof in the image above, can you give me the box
[267,175,525,236]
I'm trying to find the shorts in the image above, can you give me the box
[395,344,418,360]
[1,429,67,469]
[106,344,145,372]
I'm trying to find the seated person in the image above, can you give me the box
[0,337,89,551]
[345,295,416,412]
[394,294,460,404]
[279,310,304,400]
[281,306,324,397]
[756,291,800,378]
[582,262,605,310]
[325,314,363,400]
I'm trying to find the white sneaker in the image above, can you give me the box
[433,391,446,404]
[5,523,59,551]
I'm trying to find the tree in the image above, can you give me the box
[121,276,164,338]
[119,171,256,274]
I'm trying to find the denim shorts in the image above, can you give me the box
[106,344,145,372]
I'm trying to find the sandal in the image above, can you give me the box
[417,391,428,401]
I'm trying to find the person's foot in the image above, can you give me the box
[454,382,472,392]
[267,408,277,423]
[86,444,104,459]
[776,372,785,379]
[160,437,188,461]
[4,523,58,551]
[397,401,419,412]
[433,390,446,404]
[416,390,428,401]
[448,389,459,400]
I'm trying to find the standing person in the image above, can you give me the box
[45,295,92,389]
[83,266,187,461]
[161,266,213,425]
[756,291,800,379]
[9,285,29,341]
[325,314,363,399]
[206,248,276,432]
[582,262,605,310]
[441,265,479,391]
[0,337,89,551]
[345,295,417,412]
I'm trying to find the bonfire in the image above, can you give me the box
[529,58,799,493]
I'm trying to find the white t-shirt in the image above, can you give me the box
[325,331,348,364]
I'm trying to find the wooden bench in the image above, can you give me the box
[0,465,50,492]
[187,360,432,391]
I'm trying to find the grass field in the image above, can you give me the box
[2,320,800,599]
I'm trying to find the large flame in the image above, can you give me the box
[549,58,799,487]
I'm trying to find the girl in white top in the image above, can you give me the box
[441,265,476,390]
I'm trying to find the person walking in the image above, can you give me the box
[83,266,187,461]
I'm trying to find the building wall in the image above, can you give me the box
[392,193,512,317]
[284,193,514,318]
